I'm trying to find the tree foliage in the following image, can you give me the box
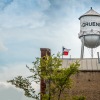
[8,76,39,99]
[73,96,86,100]
[8,54,82,100]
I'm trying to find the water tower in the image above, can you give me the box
[78,7,100,59]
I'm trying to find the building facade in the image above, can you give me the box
[40,48,100,100]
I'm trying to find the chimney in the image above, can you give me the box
[40,48,51,99]
[40,48,51,57]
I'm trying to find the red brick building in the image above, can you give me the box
[40,48,100,100]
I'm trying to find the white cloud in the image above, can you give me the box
[0,0,50,29]
[0,82,12,88]
[0,11,47,29]
[0,62,33,81]
[0,63,40,100]
[0,81,34,100]
[0,40,8,51]
[36,0,51,11]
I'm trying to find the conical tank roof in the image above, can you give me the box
[79,7,100,19]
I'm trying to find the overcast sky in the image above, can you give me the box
[0,0,100,100]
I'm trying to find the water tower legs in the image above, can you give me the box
[81,36,85,59]
[91,48,93,58]
[80,36,94,58]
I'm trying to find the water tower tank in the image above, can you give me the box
[78,7,100,58]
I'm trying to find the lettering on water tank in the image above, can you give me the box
[81,22,100,27]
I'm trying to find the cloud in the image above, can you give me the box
[0,0,98,29]
[0,82,34,100]
[0,0,87,29]
[0,40,8,51]
[0,0,13,11]
[0,82,12,88]
[0,0,50,29]
[0,42,7,51]
[0,63,33,81]
[0,63,40,100]
[0,10,47,29]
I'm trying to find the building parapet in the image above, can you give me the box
[62,58,100,71]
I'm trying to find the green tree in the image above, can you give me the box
[8,54,80,100]
[72,96,86,100]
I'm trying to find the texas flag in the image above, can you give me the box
[62,47,71,56]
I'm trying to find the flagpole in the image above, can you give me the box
[62,46,63,59]
[70,55,71,60]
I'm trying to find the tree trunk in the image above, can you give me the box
[58,89,62,100]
